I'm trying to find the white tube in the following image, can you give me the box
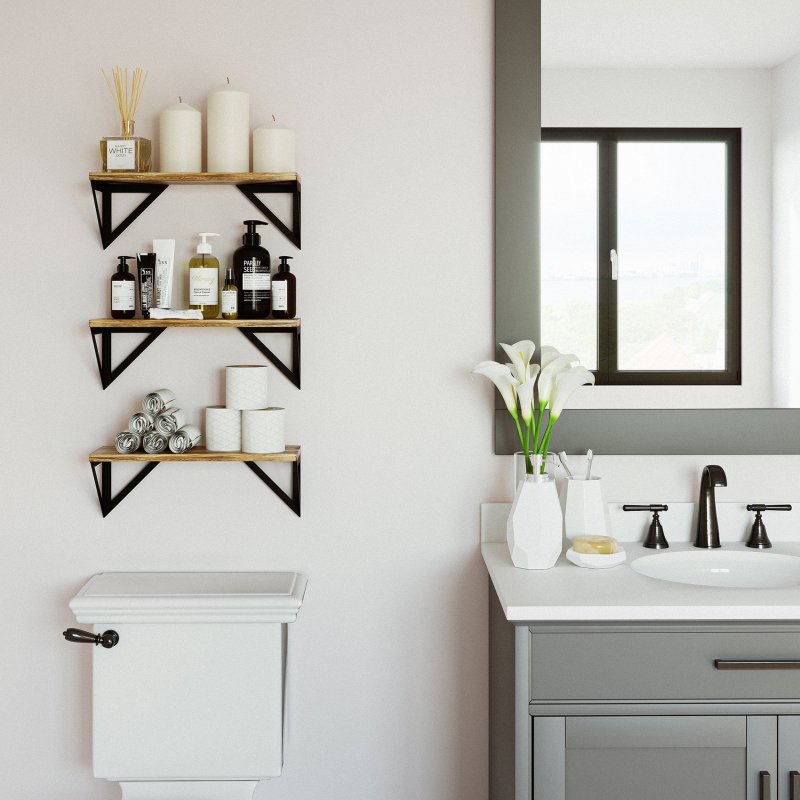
[143,389,176,415]
[153,239,175,309]
[129,411,155,435]
[155,408,187,436]
[142,430,168,454]
[115,431,141,454]
[169,424,202,454]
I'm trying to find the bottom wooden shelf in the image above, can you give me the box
[89,446,301,517]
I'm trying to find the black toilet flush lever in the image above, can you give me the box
[623,504,669,549]
[745,504,792,549]
[63,628,119,649]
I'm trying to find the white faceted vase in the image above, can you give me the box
[506,475,563,569]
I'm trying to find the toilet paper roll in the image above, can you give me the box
[205,406,242,452]
[142,430,168,454]
[115,431,141,454]
[242,407,285,453]
[226,365,269,410]
[128,411,155,435]
[143,389,176,415]
[155,408,187,436]
[169,424,202,454]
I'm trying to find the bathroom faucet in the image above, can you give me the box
[695,465,727,548]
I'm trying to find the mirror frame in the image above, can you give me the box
[494,0,800,455]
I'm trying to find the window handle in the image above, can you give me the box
[610,249,619,280]
[791,771,800,800]
[760,770,771,800]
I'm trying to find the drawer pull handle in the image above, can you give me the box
[714,659,800,670]
[760,770,771,800]
[791,770,800,800]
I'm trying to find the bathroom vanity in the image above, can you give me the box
[485,539,800,800]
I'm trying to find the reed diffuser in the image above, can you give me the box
[100,66,151,172]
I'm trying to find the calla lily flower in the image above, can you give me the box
[472,361,519,415]
[500,340,536,382]
[537,353,579,405]
[550,367,595,419]
[516,367,540,425]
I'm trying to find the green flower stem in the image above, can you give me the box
[533,402,545,455]
[512,413,533,474]
[538,417,556,472]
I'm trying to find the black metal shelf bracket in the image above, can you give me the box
[91,461,160,518]
[91,180,168,250]
[91,326,166,389]
[89,179,301,250]
[238,324,301,388]
[236,180,302,249]
[244,458,301,517]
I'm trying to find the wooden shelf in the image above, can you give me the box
[90,445,300,463]
[89,171,299,185]
[89,318,300,329]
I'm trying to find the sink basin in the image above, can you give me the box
[631,550,800,588]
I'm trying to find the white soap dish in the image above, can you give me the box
[566,546,626,569]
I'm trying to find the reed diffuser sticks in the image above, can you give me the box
[102,66,148,130]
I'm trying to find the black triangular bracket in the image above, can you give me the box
[243,458,301,517]
[90,326,166,389]
[91,460,160,517]
[90,179,168,249]
[238,323,301,388]
[237,180,301,249]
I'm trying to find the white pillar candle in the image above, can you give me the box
[207,82,250,172]
[253,119,296,173]
[159,100,201,172]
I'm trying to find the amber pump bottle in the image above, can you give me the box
[271,256,296,319]
[234,220,271,318]
[111,256,136,319]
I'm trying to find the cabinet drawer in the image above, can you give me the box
[530,630,800,702]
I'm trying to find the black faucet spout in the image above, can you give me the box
[695,464,727,548]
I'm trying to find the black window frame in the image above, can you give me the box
[541,127,742,386]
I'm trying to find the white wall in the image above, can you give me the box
[772,52,800,407]
[0,2,503,798]
[541,68,774,409]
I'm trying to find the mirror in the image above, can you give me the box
[494,0,800,453]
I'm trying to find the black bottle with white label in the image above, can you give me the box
[271,256,296,319]
[110,255,136,319]
[233,220,271,318]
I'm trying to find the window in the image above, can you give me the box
[540,128,741,385]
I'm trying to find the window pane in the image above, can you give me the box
[540,142,598,370]
[616,142,727,371]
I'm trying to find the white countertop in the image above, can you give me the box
[483,541,800,622]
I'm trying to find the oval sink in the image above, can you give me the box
[631,550,800,589]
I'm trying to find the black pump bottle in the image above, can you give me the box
[271,256,296,319]
[233,220,271,318]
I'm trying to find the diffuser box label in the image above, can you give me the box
[106,139,136,169]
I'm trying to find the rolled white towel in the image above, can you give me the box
[129,411,155,435]
[142,430,168,454]
[169,424,202,454]
[143,389,176,415]
[115,431,141,454]
[155,408,187,436]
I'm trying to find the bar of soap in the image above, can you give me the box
[572,535,618,555]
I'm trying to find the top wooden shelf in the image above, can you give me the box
[89,171,299,185]
[89,318,300,329]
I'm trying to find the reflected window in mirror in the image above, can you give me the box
[541,127,741,385]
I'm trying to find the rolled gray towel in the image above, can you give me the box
[142,430,168,454]
[155,408,187,437]
[129,411,155,435]
[169,424,201,454]
[142,389,176,415]
[115,431,141,454]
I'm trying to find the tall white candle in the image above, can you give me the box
[159,99,201,173]
[207,81,250,172]
[253,118,296,173]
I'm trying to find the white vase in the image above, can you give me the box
[559,476,609,540]
[506,474,564,569]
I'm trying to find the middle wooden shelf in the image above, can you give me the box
[89,317,301,390]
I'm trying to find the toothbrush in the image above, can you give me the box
[557,451,573,478]
[585,449,594,480]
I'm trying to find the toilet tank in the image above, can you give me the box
[69,572,307,782]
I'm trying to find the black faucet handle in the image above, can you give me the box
[745,505,792,549]
[623,504,669,549]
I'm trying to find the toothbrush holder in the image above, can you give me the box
[559,476,610,539]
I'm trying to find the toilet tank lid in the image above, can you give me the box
[69,572,307,624]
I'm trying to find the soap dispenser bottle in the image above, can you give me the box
[110,256,136,319]
[234,220,271,318]
[188,233,220,319]
[271,256,296,319]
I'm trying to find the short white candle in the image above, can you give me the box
[159,99,201,173]
[253,118,296,173]
[207,81,250,172]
